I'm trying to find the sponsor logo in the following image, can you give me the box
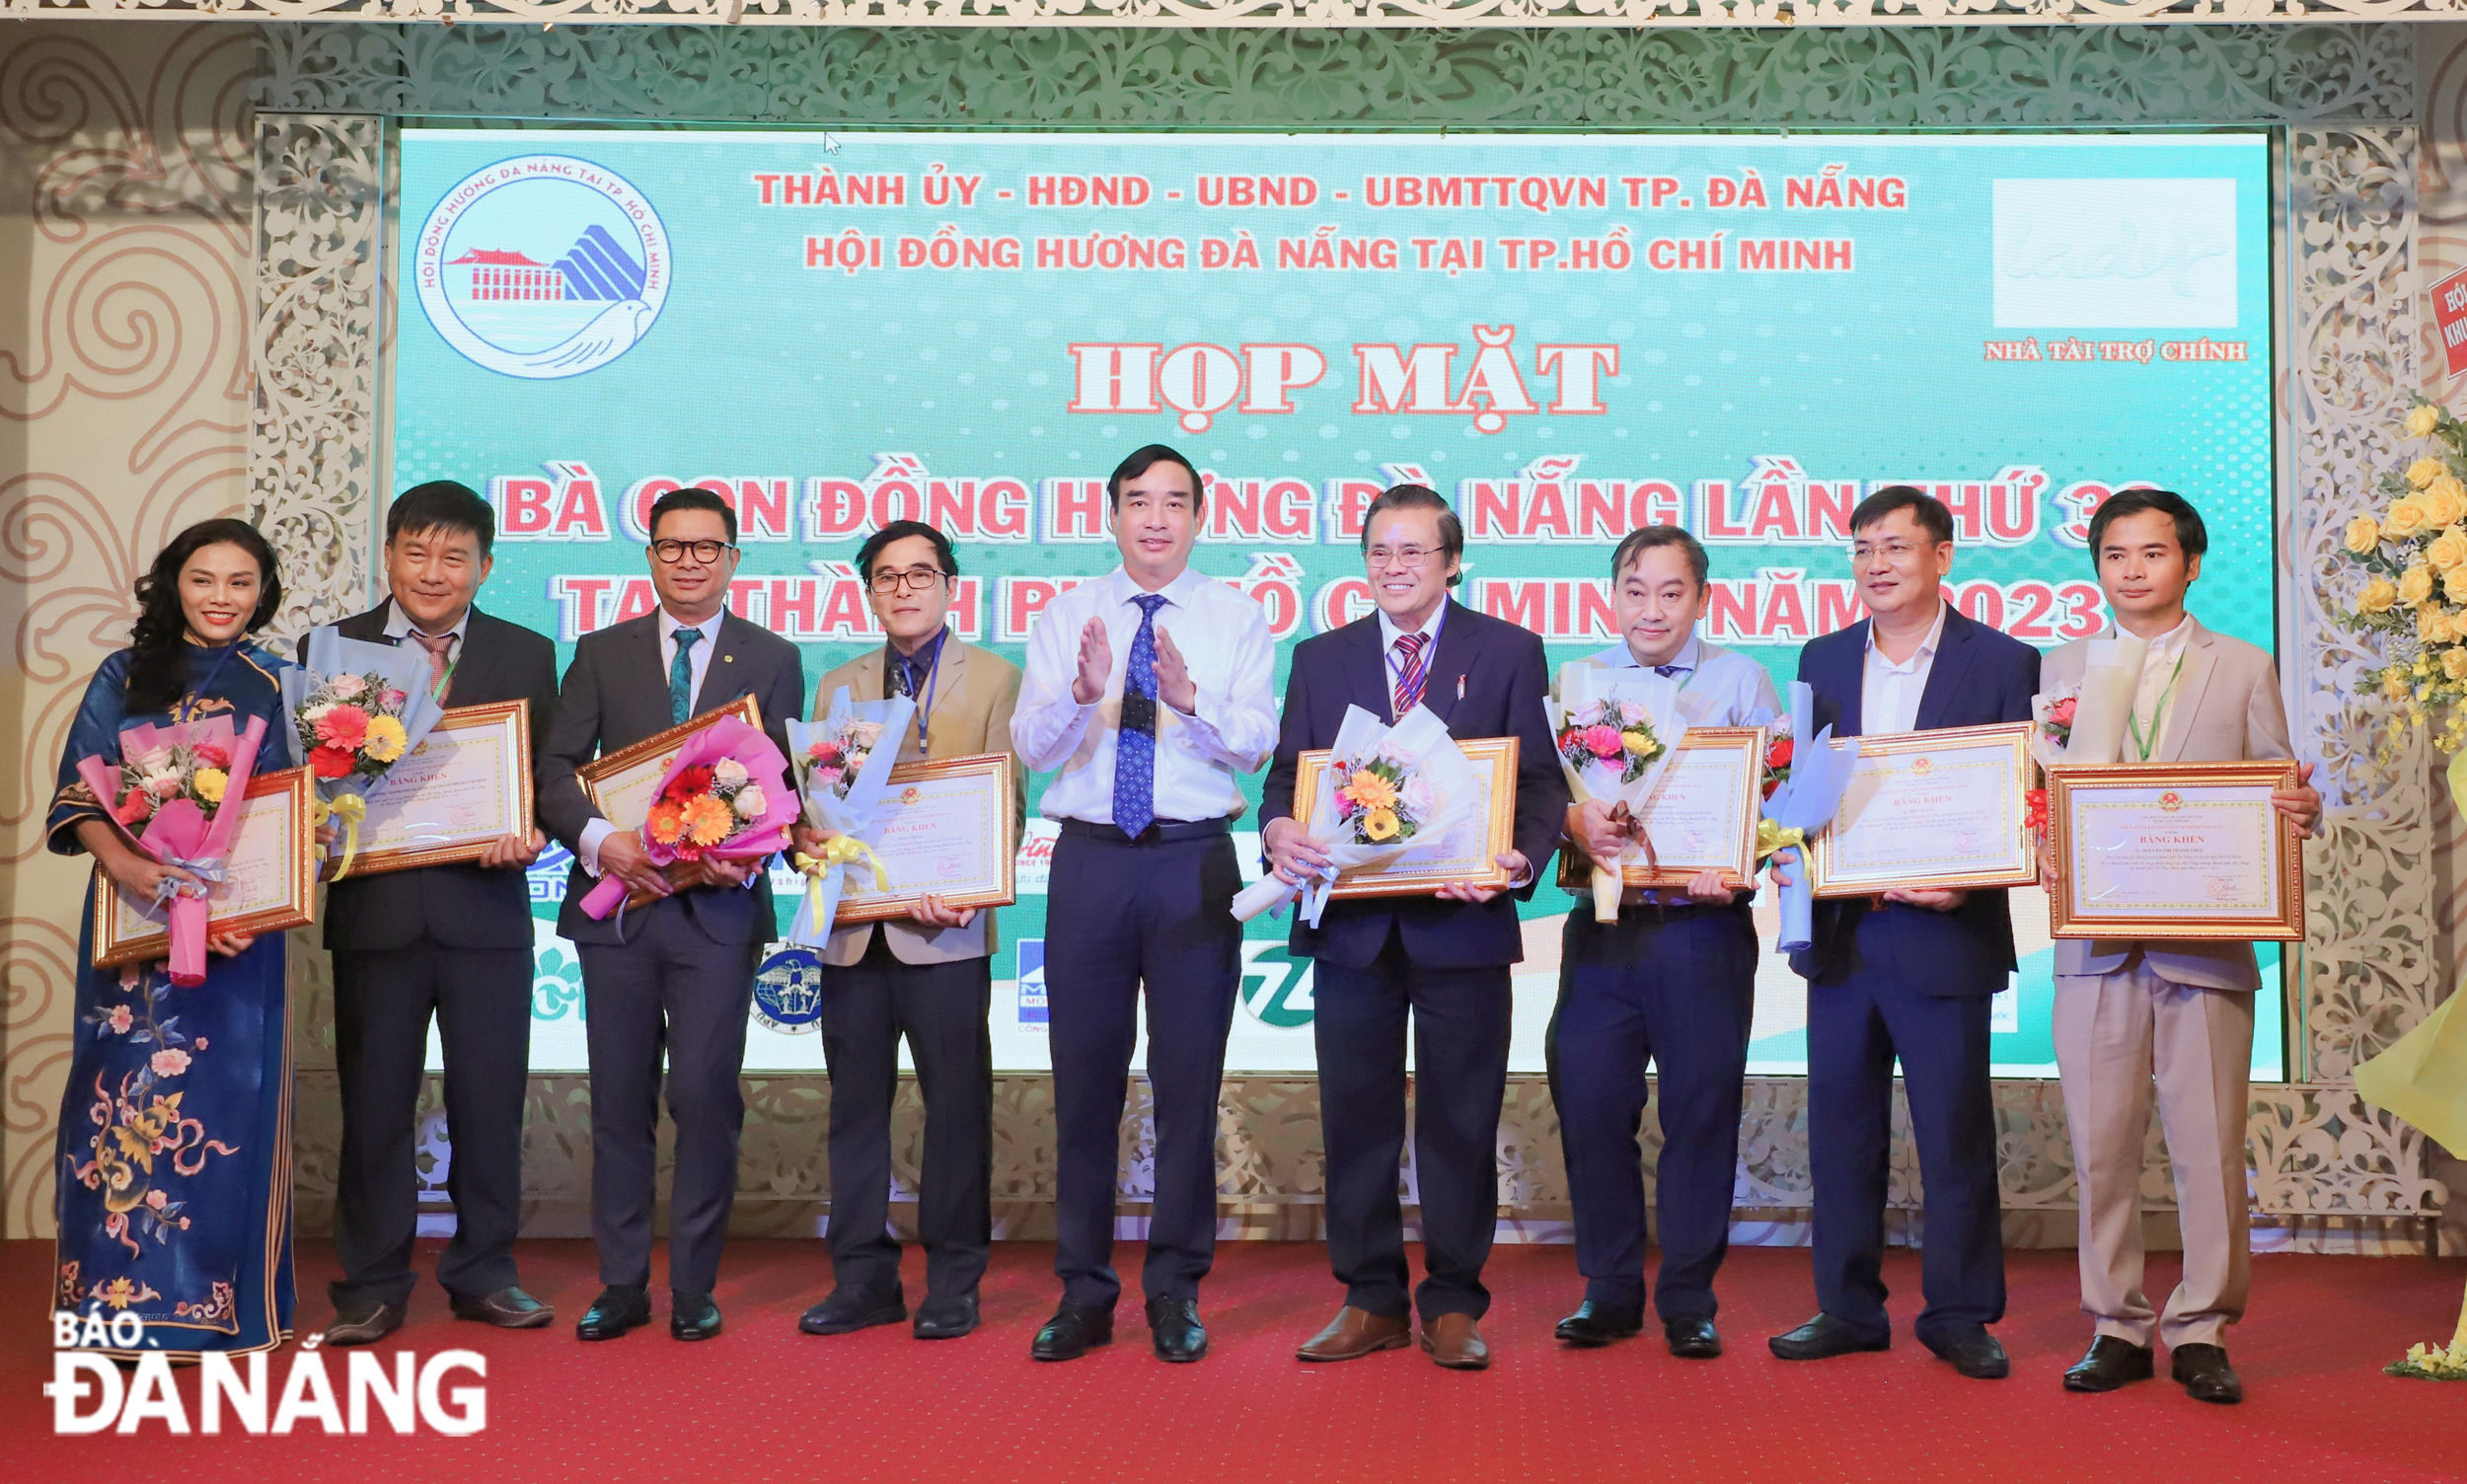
[1238,941,1314,1029]
[414,155,670,380]
[1014,820,1059,895]
[49,1309,486,1435]
[752,946,826,1034]
[1015,938,1048,1027]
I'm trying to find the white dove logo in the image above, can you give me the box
[414,154,671,382]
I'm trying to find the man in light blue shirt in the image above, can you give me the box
[1549,524,1779,1359]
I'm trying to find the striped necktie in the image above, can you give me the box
[1391,631,1428,719]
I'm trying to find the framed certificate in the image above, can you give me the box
[579,695,763,831]
[1293,736,1520,899]
[833,753,1018,926]
[2045,761,2304,940]
[1808,720,2037,898]
[1554,727,1766,892]
[94,768,317,968]
[348,700,535,875]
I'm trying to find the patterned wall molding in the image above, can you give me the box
[251,22,2412,128]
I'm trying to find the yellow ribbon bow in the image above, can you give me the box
[1756,818,1805,863]
[792,837,892,922]
[313,792,368,881]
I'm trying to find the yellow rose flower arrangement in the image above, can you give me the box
[2357,575,2400,614]
[2426,477,2467,528]
[2347,514,2382,553]
[2409,404,2442,439]
[2408,456,2447,489]
[2401,566,2435,605]
[2442,648,2467,683]
[2445,570,2467,607]
[2429,529,2467,572]
[2419,605,2453,644]
[2385,498,2432,539]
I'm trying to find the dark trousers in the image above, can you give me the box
[1043,825,1240,1308]
[1546,903,1756,1319]
[330,940,533,1310]
[1807,963,2005,1344]
[1312,927,1512,1322]
[577,899,760,1297]
[819,934,994,1298]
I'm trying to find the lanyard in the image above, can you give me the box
[2126,650,2187,763]
[176,641,242,724]
[893,631,946,756]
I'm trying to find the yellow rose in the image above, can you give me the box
[2445,570,2467,607]
[2419,605,2451,643]
[2409,405,2442,439]
[2400,565,2435,605]
[2357,575,2400,613]
[2387,667,2416,700]
[2430,529,2467,572]
[2442,648,2467,683]
[2427,478,2467,527]
[2346,514,2382,553]
[192,768,228,804]
[2408,457,2448,488]
[2386,498,2432,538]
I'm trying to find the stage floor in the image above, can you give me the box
[5,1239,2460,1480]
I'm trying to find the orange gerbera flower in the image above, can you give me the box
[1343,769,1399,812]
[682,793,734,848]
[645,798,688,846]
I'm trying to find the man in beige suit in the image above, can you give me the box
[2046,490,2319,1405]
[790,519,1024,1343]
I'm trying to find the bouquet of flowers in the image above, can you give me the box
[1759,681,1855,954]
[783,686,916,945]
[1545,662,1708,924]
[280,628,448,879]
[75,712,272,986]
[2336,397,2467,754]
[577,714,796,921]
[1232,704,1480,927]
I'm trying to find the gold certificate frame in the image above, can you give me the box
[578,695,763,831]
[1808,720,2038,899]
[349,700,537,876]
[832,753,1018,927]
[95,767,317,968]
[2046,760,2304,941]
[1293,736,1520,899]
[1554,727,1766,892]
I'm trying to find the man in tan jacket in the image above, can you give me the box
[791,519,1023,1342]
[2045,490,2318,1404]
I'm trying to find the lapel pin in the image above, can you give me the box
[1458,674,1466,700]
[723,654,734,663]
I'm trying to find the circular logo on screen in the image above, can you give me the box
[1239,942,1315,1030]
[753,947,826,1034]
[412,155,669,380]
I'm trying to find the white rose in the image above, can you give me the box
[326,673,366,699]
[713,758,749,787]
[1400,776,1437,819]
[731,784,769,820]
[135,745,176,775]
[850,721,884,748]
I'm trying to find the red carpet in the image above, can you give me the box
[4,1238,2460,1481]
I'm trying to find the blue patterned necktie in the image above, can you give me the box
[1655,664,1686,678]
[1111,594,1167,838]
[669,625,702,725]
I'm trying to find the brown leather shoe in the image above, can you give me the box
[1296,1305,1412,1362]
[1421,1313,1491,1371]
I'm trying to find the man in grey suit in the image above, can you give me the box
[2044,490,2318,1404]
[537,486,804,1343]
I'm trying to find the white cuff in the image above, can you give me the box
[577,818,615,876]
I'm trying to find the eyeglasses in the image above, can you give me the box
[1849,540,1928,564]
[1366,545,1444,569]
[650,539,735,564]
[868,567,951,595]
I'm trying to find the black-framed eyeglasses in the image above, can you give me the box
[650,539,736,564]
[868,567,952,595]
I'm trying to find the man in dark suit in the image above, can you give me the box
[1767,485,2042,1380]
[1262,484,1568,1372]
[318,481,560,1346]
[537,486,804,1344]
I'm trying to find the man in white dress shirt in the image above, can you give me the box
[1009,444,1277,1365]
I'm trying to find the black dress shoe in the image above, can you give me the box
[1030,1299,1115,1362]
[2062,1336,2155,1392]
[1146,1296,1207,1363]
[1769,1313,1891,1361]
[2171,1343,2243,1404]
[1664,1313,1723,1360]
[1553,1300,1645,1348]
[670,1292,722,1342]
[1923,1325,2010,1379]
[798,1287,907,1336]
[449,1286,556,1329]
[913,1293,980,1340]
[322,1299,403,1347]
[575,1285,651,1342]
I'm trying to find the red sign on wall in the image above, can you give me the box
[2432,266,2467,378]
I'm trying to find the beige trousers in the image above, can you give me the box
[2053,960,2254,1349]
